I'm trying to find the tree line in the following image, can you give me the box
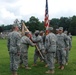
[0,15,76,35]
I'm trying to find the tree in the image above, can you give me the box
[50,18,60,28]
[69,16,76,35]
[59,17,71,31]
[0,15,76,35]
[26,16,44,32]
[0,27,3,32]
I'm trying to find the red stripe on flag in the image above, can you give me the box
[44,0,49,28]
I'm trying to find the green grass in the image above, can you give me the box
[0,36,76,75]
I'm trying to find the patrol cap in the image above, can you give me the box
[40,31,44,34]
[48,27,53,31]
[12,24,19,30]
[25,31,29,35]
[56,28,59,31]
[59,27,63,30]
[35,30,39,34]
[64,31,68,34]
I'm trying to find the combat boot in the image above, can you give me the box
[13,72,18,75]
[25,66,31,70]
[45,70,55,74]
[60,65,64,70]
[45,64,48,67]
[12,72,14,75]
[32,64,37,66]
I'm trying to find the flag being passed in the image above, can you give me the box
[44,0,49,29]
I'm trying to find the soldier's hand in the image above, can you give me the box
[65,48,67,50]
[65,47,69,50]
[34,43,36,46]
[42,50,46,54]
[17,52,20,56]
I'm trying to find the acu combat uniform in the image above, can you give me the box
[7,31,21,72]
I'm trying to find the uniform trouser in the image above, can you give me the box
[57,49,66,66]
[39,50,46,61]
[65,50,69,63]
[34,50,42,64]
[9,53,20,72]
[44,52,49,64]
[54,50,58,62]
[46,52,55,70]
[20,52,28,67]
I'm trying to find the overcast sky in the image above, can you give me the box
[0,0,76,25]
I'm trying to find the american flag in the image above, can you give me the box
[44,0,49,29]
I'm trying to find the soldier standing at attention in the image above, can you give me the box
[20,31,36,69]
[45,27,57,74]
[68,32,72,41]
[57,27,69,70]
[64,31,72,65]
[7,25,21,75]
[55,29,59,63]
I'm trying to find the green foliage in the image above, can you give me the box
[0,27,3,32]
[0,36,76,75]
[1,15,76,35]
[26,16,45,32]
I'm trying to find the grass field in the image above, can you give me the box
[0,36,76,75]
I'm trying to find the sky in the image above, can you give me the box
[0,0,76,25]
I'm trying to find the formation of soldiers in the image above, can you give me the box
[7,24,72,75]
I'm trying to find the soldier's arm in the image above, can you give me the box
[7,34,10,51]
[64,34,69,49]
[45,35,50,50]
[31,36,41,43]
[16,33,21,52]
[27,38,35,47]
[69,37,72,50]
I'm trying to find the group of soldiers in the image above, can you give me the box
[7,24,72,75]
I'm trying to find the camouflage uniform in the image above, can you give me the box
[45,27,57,71]
[68,33,72,50]
[55,29,59,63]
[45,35,49,65]
[20,35,35,67]
[45,33,56,70]
[39,31,46,62]
[65,35,71,63]
[57,31,69,67]
[64,31,72,64]
[68,33,72,41]
[7,31,21,72]
[32,31,44,64]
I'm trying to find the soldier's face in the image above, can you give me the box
[56,30,59,34]
[16,26,19,31]
[27,34,30,37]
[59,30,63,34]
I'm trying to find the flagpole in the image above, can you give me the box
[44,0,49,35]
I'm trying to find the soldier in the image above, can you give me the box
[39,31,45,62]
[32,30,44,66]
[68,33,72,50]
[64,31,72,65]
[45,27,57,74]
[56,27,69,70]
[20,31,36,69]
[68,32,72,41]
[7,25,21,75]
[55,29,59,63]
